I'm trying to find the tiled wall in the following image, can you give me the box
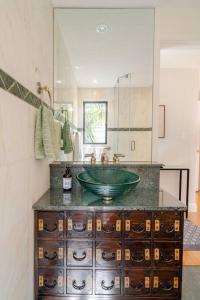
[0,1,53,299]
[0,69,50,109]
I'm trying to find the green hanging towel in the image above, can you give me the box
[63,119,73,154]
[35,105,45,159]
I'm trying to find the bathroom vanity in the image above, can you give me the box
[33,186,186,300]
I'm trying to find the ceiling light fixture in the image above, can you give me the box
[93,79,98,84]
[74,66,80,70]
[96,24,110,33]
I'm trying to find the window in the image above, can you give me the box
[83,101,107,144]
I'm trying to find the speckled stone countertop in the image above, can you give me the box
[50,161,163,168]
[33,187,187,211]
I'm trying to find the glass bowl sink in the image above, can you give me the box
[76,167,140,202]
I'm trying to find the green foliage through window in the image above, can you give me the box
[83,102,107,144]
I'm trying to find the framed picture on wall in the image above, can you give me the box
[159,105,165,138]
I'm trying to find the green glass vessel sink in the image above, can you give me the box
[76,167,140,202]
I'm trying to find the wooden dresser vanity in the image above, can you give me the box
[33,189,186,300]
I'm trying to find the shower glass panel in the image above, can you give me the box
[115,73,152,161]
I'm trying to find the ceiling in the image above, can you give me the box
[55,9,154,87]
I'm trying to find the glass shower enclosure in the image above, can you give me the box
[114,73,152,161]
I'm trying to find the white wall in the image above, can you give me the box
[153,7,200,211]
[0,0,53,299]
[158,69,199,210]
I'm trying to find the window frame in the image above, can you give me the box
[83,101,108,145]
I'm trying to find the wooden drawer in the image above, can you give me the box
[124,269,151,296]
[95,270,121,295]
[124,241,151,267]
[37,240,64,267]
[95,212,122,239]
[67,269,92,295]
[153,211,183,240]
[152,270,181,297]
[37,212,64,239]
[124,211,152,239]
[153,242,182,268]
[67,240,93,267]
[67,211,93,238]
[96,241,122,267]
[38,269,64,296]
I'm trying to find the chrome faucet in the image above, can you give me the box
[101,147,111,164]
[113,153,125,163]
[84,153,96,164]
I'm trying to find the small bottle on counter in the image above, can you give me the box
[63,167,72,192]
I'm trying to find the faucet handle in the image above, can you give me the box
[113,153,125,163]
[84,153,96,164]
[113,153,125,158]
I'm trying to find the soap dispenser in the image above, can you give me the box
[63,167,72,192]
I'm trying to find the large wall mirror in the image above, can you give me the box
[54,8,154,162]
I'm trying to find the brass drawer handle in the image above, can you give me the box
[131,251,144,263]
[102,251,115,261]
[72,280,86,290]
[73,223,86,232]
[102,224,115,233]
[44,279,57,289]
[131,224,145,233]
[44,223,57,232]
[44,251,58,261]
[101,280,115,290]
[73,251,87,261]
[161,253,174,263]
[130,280,144,291]
[166,225,174,234]
[159,281,173,291]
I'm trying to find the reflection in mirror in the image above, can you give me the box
[54,9,154,162]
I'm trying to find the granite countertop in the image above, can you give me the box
[33,187,187,211]
[50,161,163,168]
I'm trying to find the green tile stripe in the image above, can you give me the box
[0,68,50,109]
[77,127,152,132]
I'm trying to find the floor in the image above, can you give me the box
[182,267,200,299]
[179,194,200,299]
[183,191,200,265]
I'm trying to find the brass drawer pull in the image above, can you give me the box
[131,224,145,233]
[73,251,87,261]
[166,225,174,234]
[131,251,144,262]
[159,281,173,291]
[102,252,115,261]
[73,223,86,232]
[72,280,86,290]
[44,279,57,289]
[44,251,58,261]
[44,223,57,232]
[101,280,115,290]
[130,281,144,291]
[102,224,115,233]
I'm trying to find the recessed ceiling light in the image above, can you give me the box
[56,80,62,84]
[93,79,98,84]
[96,24,110,33]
